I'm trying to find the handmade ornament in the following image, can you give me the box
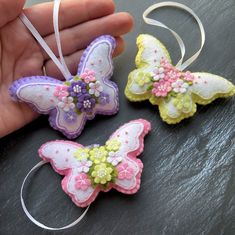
[9,0,118,139]
[21,119,151,230]
[38,119,150,207]
[125,2,235,124]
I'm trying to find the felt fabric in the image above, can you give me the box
[125,34,235,124]
[38,119,151,208]
[9,35,119,139]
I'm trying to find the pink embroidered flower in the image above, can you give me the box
[167,70,181,81]
[151,67,165,81]
[107,151,123,166]
[58,96,75,112]
[160,58,172,69]
[75,173,91,191]
[152,80,172,97]
[184,71,195,82]
[54,86,69,100]
[159,58,182,82]
[77,158,93,173]
[117,162,134,180]
[171,79,189,93]
[81,70,96,83]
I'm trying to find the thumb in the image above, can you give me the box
[0,0,26,27]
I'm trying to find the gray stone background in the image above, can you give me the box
[0,0,235,235]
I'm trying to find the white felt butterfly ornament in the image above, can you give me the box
[10,36,119,139]
[39,119,151,207]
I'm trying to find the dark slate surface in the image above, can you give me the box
[0,0,235,234]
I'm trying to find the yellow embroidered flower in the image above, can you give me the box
[74,147,90,160]
[173,94,191,112]
[89,146,107,164]
[105,139,121,151]
[135,72,151,87]
[91,163,113,184]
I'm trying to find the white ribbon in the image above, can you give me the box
[20,161,90,231]
[19,0,72,80]
[143,1,205,71]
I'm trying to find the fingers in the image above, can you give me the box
[42,12,133,60]
[44,37,125,80]
[0,0,25,27]
[23,0,115,36]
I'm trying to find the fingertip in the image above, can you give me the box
[113,37,125,57]
[113,12,134,35]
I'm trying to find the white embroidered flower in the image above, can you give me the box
[58,96,75,112]
[89,81,103,97]
[171,79,189,93]
[151,67,165,81]
[77,158,93,173]
[107,151,123,166]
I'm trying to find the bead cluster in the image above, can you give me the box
[73,139,135,190]
[53,69,110,123]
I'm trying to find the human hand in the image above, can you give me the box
[0,0,133,137]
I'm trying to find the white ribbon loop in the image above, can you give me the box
[143,1,205,71]
[20,161,89,231]
[20,0,72,80]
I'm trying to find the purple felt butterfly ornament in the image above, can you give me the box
[9,35,119,139]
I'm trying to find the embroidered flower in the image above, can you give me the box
[135,72,151,86]
[167,70,181,81]
[89,81,103,97]
[98,92,110,105]
[77,94,96,113]
[173,94,192,112]
[151,67,165,81]
[64,110,78,123]
[54,86,69,100]
[75,173,91,191]
[171,79,189,93]
[74,148,90,160]
[68,81,87,97]
[152,80,172,97]
[117,162,134,180]
[81,70,96,83]
[184,71,195,82]
[89,146,108,164]
[91,163,113,184]
[77,158,93,173]
[160,58,172,69]
[58,96,75,112]
[105,139,121,151]
[107,151,123,166]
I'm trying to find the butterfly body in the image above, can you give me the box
[39,119,151,207]
[125,34,235,124]
[9,35,119,139]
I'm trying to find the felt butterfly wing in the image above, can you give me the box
[108,119,151,194]
[125,34,172,101]
[77,35,119,116]
[39,119,151,208]
[9,35,119,139]
[39,141,99,208]
[125,34,235,124]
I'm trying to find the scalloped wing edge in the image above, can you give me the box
[135,34,172,68]
[158,99,197,125]
[77,35,116,75]
[9,76,62,115]
[111,119,151,194]
[191,72,235,105]
[39,140,99,207]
